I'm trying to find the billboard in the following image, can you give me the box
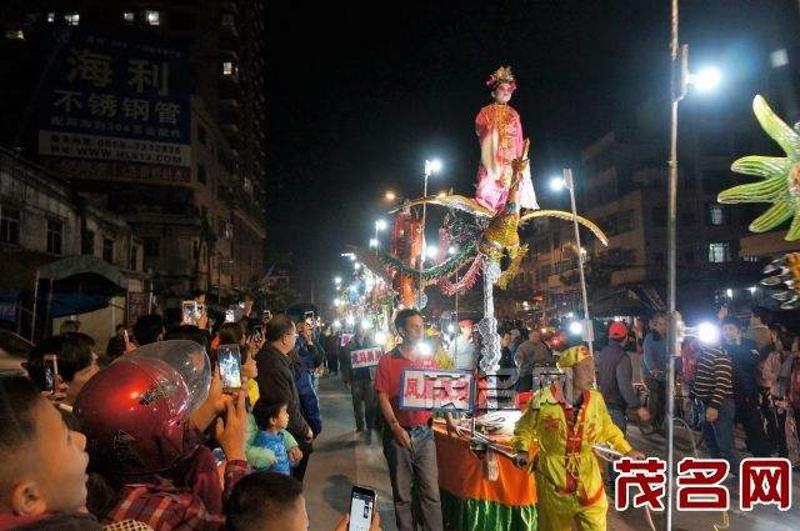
[38,30,191,180]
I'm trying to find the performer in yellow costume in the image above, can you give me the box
[513,345,644,531]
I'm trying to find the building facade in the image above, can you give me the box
[0,0,267,307]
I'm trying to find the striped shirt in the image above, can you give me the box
[692,345,733,408]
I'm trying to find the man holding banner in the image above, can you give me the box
[344,327,382,443]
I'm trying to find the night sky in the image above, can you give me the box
[264,1,793,303]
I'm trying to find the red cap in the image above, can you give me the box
[458,319,474,327]
[609,321,628,340]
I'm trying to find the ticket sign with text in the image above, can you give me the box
[399,369,475,412]
[350,347,384,369]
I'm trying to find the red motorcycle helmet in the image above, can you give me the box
[74,355,192,476]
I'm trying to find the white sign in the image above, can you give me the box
[350,347,383,369]
[399,369,475,412]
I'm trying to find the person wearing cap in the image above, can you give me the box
[513,345,644,531]
[448,319,476,371]
[598,322,650,434]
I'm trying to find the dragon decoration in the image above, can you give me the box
[717,95,800,308]
[354,140,610,372]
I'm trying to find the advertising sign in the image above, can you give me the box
[38,30,191,179]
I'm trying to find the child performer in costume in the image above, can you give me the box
[475,66,539,212]
[513,345,644,531]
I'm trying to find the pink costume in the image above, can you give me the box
[474,68,539,212]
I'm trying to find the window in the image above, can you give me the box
[5,30,25,40]
[223,61,236,76]
[82,230,95,254]
[708,242,732,263]
[102,237,114,264]
[130,245,139,270]
[708,205,725,226]
[197,124,206,145]
[145,10,161,26]
[143,237,159,257]
[46,219,63,255]
[197,163,207,184]
[64,13,80,26]
[0,206,20,245]
[47,12,55,23]
[221,13,235,28]
[123,12,135,23]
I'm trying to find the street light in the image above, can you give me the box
[419,158,443,306]
[385,190,397,202]
[551,168,594,356]
[665,5,723,527]
[334,276,342,285]
[690,66,722,93]
[373,219,388,252]
[549,176,566,192]
[425,245,439,261]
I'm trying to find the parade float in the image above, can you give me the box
[345,67,612,531]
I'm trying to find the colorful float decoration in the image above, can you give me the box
[359,66,610,373]
[717,95,800,308]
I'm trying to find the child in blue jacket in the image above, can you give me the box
[250,398,302,475]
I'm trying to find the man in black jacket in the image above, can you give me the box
[256,315,314,456]
[597,322,650,434]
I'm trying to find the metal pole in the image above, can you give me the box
[666,0,681,528]
[419,171,429,307]
[30,270,40,341]
[565,168,593,356]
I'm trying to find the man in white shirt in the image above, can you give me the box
[448,319,476,371]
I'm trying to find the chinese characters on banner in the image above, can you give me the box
[614,457,792,512]
[399,369,475,412]
[38,30,191,182]
[350,347,384,369]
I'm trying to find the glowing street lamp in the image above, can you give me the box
[385,190,397,202]
[551,168,593,355]
[334,276,342,285]
[369,238,379,248]
[664,9,724,525]
[549,175,566,192]
[419,158,443,306]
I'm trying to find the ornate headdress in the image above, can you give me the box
[485,66,517,91]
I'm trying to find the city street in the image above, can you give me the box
[306,373,799,531]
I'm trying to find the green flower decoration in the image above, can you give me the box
[718,95,800,240]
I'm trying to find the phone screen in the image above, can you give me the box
[43,354,59,393]
[217,344,242,390]
[183,301,199,326]
[348,486,376,531]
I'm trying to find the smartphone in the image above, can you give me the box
[305,310,315,324]
[183,300,199,326]
[225,309,235,323]
[43,354,59,394]
[348,485,377,531]
[217,344,242,391]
